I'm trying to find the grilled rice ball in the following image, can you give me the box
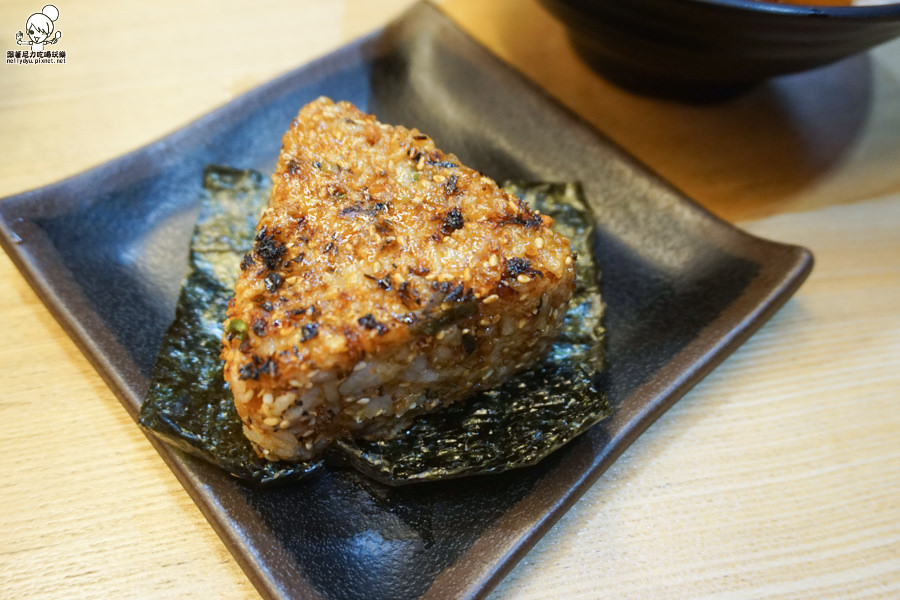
[222,97,576,461]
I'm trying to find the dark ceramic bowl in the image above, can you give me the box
[540,0,900,96]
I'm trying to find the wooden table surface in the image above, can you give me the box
[2,1,899,598]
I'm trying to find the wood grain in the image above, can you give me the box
[488,195,900,599]
[441,0,900,222]
[2,0,899,598]
[0,249,256,599]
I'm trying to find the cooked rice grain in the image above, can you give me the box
[221,97,575,461]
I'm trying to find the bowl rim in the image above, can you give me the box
[688,0,900,19]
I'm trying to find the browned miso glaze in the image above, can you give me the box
[222,98,576,462]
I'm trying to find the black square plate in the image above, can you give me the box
[0,3,812,599]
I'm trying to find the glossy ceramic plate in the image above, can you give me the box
[0,3,812,599]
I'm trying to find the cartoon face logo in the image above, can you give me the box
[16,5,62,52]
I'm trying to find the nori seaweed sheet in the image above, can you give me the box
[139,166,323,484]
[139,169,607,486]
[505,182,605,372]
